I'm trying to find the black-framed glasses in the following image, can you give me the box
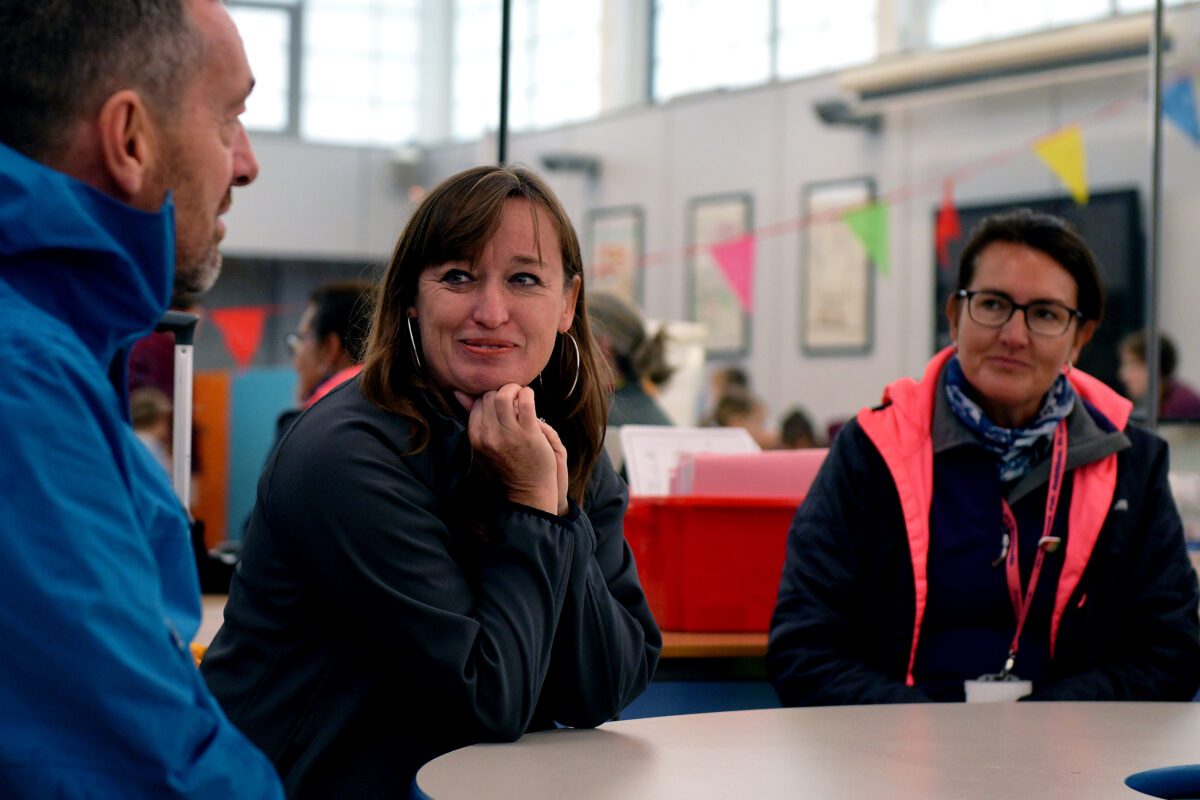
[956,290,1083,337]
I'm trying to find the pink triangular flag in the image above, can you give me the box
[710,234,756,313]
[209,306,267,369]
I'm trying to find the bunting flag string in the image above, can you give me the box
[209,306,269,370]
[1164,75,1200,145]
[631,66,1182,285]
[1033,124,1089,206]
[710,234,757,312]
[206,68,1200,367]
[843,203,891,276]
[935,179,963,270]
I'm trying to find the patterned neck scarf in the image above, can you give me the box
[944,355,1076,483]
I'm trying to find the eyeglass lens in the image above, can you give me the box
[968,292,1073,336]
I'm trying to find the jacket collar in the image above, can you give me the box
[885,346,1134,437]
[0,141,174,370]
[896,347,1133,503]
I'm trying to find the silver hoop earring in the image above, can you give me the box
[406,316,422,369]
[563,331,580,398]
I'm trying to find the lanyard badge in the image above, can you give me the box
[998,419,1068,680]
[966,420,1068,701]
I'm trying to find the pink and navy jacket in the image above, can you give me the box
[768,348,1200,705]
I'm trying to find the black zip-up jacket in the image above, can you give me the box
[202,379,661,797]
[769,354,1200,706]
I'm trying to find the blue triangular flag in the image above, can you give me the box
[1164,76,1200,145]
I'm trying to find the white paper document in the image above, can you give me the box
[619,425,759,496]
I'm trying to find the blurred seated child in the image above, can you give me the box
[1118,331,1200,421]
[778,406,818,449]
[130,387,172,474]
[715,387,778,449]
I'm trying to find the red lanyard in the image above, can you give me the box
[997,419,1068,678]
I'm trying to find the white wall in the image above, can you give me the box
[221,7,1200,436]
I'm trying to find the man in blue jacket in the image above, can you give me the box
[0,1,283,796]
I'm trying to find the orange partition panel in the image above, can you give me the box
[193,370,230,548]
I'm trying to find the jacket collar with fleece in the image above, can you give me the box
[0,141,175,392]
[857,346,1134,686]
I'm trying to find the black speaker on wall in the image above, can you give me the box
[933,188,1144,393]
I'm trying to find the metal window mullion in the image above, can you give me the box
[289,2,303,137]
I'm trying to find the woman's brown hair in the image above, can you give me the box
[360,164,611,510]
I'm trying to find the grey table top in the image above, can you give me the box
[416,702,1200,799]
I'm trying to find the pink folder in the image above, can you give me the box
[670,449,828,501]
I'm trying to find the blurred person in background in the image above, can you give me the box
[588,291,674,429]
[277,279,377,437]
[131,386,173,473]
[778,406,819,449]
[1118,330,1200,421]
[701,364,749,426]
[715,386,778,449]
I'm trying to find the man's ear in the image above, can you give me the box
[94,90,161,203]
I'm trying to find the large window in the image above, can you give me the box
[229,2,296,133]
[652,0,879,102]
[451,0,603,142]
[653,0,772,101]
[776,2,877,80]
[302,0,420,145]
[229,0,1184,147]
[922,0,1188,50]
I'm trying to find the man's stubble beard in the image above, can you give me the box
[158,128,226,297]
[175,246,222,296]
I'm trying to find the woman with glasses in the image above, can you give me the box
[271,280,378,443]
[769,209,1200,706]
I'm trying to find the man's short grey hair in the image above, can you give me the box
[0,0,203,161]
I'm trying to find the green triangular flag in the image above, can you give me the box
[843,202,890,275]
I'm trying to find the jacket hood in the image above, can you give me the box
[0,141,174,370]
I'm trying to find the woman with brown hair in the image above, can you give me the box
[769,209,1199,706]
[202,165,661,797]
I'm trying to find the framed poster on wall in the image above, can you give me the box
[586,206,644,304]
[687,193,752,357]
[801,178,874,355]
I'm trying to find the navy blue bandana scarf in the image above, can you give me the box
[944,355,1076,483]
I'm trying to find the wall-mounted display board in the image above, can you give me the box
[586,206,644,305]
[933,189,1143,392]
[687,193,753,357]
[801,178,875,356]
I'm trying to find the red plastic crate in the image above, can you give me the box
[623,495,800,632]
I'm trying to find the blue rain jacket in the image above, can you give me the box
[0,142,282,798]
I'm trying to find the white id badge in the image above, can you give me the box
[964,677,1032,703]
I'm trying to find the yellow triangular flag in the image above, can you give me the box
[1034,125,1088,205]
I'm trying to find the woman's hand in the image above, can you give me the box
[456,384,568,515]
[538,418,569,516]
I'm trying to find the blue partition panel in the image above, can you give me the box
[228,367,296,538]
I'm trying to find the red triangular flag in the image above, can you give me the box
[710,234,756,313]
[209,306,267,369]
[935,180,962,270]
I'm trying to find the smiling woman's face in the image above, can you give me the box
[948,241,1094,428]
[411,198,579,399]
